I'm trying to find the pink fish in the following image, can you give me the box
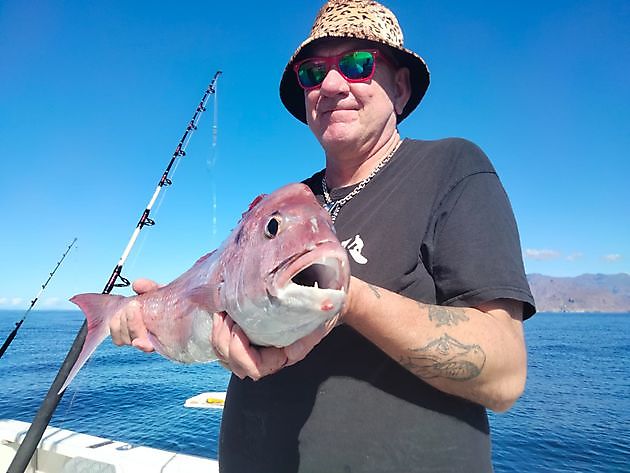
[64,183,350,392]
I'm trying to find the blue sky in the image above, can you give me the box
[1,0,628,310]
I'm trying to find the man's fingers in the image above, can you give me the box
[226,324,259,379]
[228,325,288,380]
[131,337,155,353]
[212,312,233,361]
[109,299,154,351]
[284,330,321,365]
[258,347,289,376]
[285,315,340,366]
[109,313,128,346]
[211,312,290,381]
[212,313,260,378]
[132,278,160,294]
[125,302,148,339]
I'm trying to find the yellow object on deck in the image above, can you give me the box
[184,391,226,409]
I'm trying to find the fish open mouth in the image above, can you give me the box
[290,257,343,290]
[268,241,349,298]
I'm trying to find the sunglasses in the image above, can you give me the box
[293,50,387,90]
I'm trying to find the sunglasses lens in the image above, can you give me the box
[297,60,328,88]
[339,51,375,80]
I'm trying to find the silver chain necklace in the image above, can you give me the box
[322,140,402,223]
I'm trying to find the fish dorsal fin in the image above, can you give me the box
[194,250,216,266]
[240,194,267,220]
[248,194,266,210]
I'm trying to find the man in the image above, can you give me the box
[113,1,535,471]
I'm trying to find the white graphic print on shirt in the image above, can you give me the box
[341,234,368,264]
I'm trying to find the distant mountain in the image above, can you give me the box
[527,273,630,313]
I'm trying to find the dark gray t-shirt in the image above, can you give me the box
[219,138,535,473]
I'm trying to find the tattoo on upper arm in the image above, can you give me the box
[367,284,381,299]
[426,305,469,327]
[399,334,486,381]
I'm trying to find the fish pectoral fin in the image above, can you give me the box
[187,286,219,311]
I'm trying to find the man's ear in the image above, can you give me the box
[393,67,411,116]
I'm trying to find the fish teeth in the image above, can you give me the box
[314,281,319,289]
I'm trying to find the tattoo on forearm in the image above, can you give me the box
[426,305,469,327]
[367,284,381,299]
[399,334,486,381]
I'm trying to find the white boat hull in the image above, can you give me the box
[0,419,219,473]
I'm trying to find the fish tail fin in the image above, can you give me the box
[60,293,128,393]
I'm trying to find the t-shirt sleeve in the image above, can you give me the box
[431,171,536,319]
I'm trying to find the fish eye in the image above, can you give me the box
[265,215,282,238]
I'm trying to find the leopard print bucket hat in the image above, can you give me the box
[279,0,430,124]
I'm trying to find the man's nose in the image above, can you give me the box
[319,67,350,96]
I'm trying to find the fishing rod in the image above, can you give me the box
[0,237,78,359]
[7,70,222,473]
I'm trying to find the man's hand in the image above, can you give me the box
[109,278,157,352]
[211,311,340,381]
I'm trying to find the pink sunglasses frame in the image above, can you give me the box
[293,49,390,91]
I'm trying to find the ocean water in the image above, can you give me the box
[1,310,629,471]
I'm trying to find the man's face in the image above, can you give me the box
[302,39,409,154]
